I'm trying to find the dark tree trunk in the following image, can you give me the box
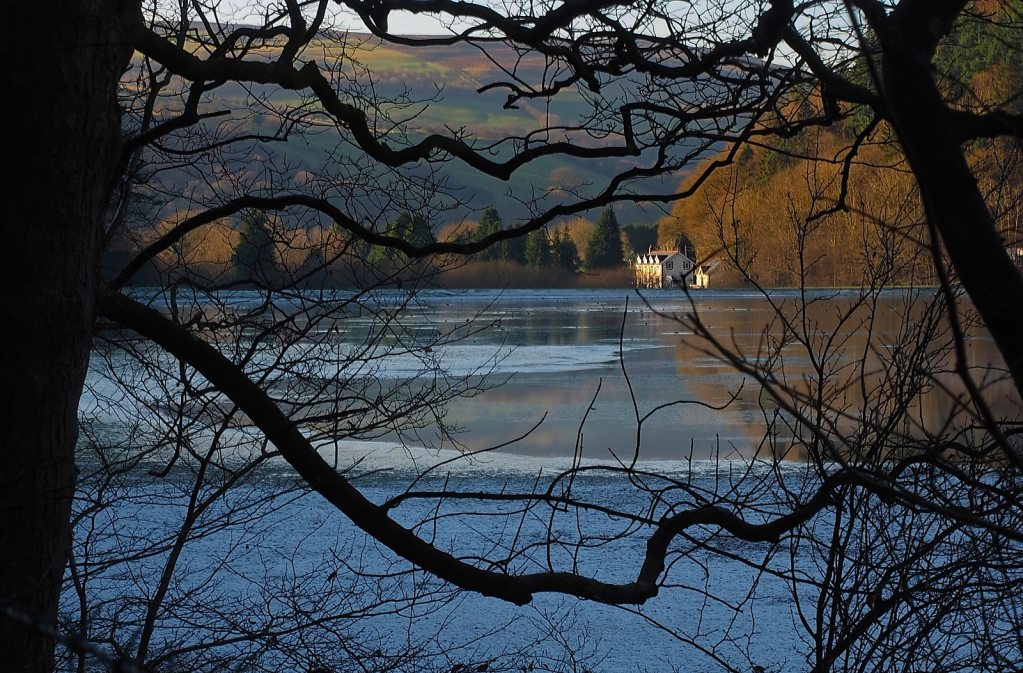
[881,17,1023,396]
[0,3,134,671]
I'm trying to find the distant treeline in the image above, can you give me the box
[111,10,1023,292]
[104,203,659,290]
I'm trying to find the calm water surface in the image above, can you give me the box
[352,288,1011,461]
[77,288,1014,672]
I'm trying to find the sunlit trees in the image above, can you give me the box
[5,1,1023,672]
[657,120,928,287]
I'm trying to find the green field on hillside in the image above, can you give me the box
[147,34,701,227]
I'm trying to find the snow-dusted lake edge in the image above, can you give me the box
[73,288,1004,671]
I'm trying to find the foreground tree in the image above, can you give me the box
[3,1,1023,672]
[3,5,135,669]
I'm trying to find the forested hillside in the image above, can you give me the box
[109,3,1023,289]
[106,32,671,286]
[658,0,1023,288]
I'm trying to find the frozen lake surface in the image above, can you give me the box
[73,288,1012,672]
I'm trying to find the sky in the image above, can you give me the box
[215,0,703,38]
[219,1,475,36]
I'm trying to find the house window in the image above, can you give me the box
[666,261,673,270]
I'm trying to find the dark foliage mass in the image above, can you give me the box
[585,208,624,269]
[621,224,659,257]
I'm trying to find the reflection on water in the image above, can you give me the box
[121,287,1019,461]
[357,289,1019,460]
[78,288,1021,672]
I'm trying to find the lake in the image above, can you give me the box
[321,287,1011,461]
[72,288,1015,672]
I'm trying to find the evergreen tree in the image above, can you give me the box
[407,211,433,248]
[297,247,329,288]
[232,212,279,280]
[619,230,635,263]
[585,207,625,269]
[331,220,366,258]
[366,212,432,266]
[552,228,580,271]
[366,213,406,266]
[500,230,527,265]
[473,206,503,262]
[524,229,553,268]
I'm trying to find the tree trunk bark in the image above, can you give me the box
[881,27,1023,397]
[0,3,133,671]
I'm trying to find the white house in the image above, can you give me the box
[693,260,722,288]
[635,248,721,289]
[634,248,698,288]
[1009,246,1023,269]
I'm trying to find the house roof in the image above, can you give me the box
[635,250,694,265]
